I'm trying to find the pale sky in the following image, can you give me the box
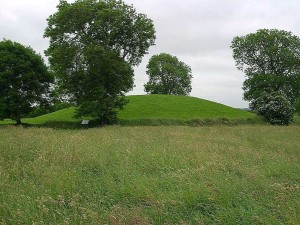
[1,0,300,108]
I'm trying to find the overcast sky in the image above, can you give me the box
[1,0,300,108]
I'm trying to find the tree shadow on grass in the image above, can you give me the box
[0,116,270,130]
[0,120,104,130]
[36,120,104,130]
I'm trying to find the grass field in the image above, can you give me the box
[0,125,299,224]
[0,95,260,127]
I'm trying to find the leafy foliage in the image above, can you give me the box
[0,40,53,124]
[70,47,134,124]
[243,73,300,105]
[44,0,156,123]
[231,29,300,124]
[231,29,300,77]
[144,53,192,95]
[250,92,295,125]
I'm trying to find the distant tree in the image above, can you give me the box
[231,29,300,124]
[44,0,156,124]
[0,40,53,125]
[144,53,192,95]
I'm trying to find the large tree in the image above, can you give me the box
[0,40,53,125]
[144,53,192,95]
[231,29,300,124]
[44,0,156,123]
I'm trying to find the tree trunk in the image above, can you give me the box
[16,118,22,126]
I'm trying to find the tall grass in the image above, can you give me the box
[0,126,299,224]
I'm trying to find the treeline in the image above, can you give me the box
[0,0,299,125]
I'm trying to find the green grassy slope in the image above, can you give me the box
[118,95,255,120]
[26,107,80,124]
[0,107,79,125]
[0,95,257,126]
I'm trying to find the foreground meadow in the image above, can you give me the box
[0,126,299,224]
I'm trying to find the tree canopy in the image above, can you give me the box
[231,29,300,78]
[144,53,192,95]
[44,0,156,123]
[243,73,300,105]
[0,40,53,125]
[231,29,300,102]
[231,29,300,124]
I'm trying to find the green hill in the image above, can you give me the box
[0,95,258,126]
[118,95,255,120]
[0,107,79,125]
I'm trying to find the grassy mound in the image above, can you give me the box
[27,107,79,124]
[118,95,255,120]
[0,95,260,127]
[0,107,79,125]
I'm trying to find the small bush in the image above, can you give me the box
[251,92,295,125]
